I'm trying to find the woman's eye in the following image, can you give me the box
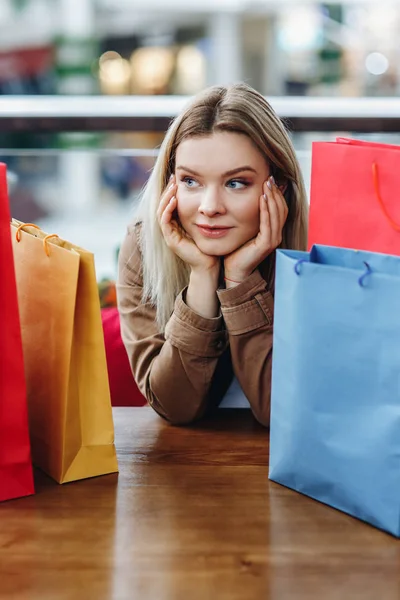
[182,177,199,188]
[226,179,248,190]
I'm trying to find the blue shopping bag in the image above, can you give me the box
[269,244,400,536]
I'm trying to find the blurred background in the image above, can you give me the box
[2,0,400,279]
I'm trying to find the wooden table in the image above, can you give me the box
[1,408,400,600]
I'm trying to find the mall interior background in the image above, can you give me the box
[1,0,399,279]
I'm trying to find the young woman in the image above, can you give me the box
[117,82,308,426]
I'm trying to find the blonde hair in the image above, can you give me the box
[135,82,308,331]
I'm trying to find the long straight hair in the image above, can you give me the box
[134,83,308,331]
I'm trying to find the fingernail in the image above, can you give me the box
[169,174,174,181]
[266,180,272,190]
[263,193,267,201]
[168,183,175,190]
[270,175,276,186]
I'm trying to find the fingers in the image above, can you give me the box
[157,175,177,224]
[160,194,177,226]
[262,176,288,247]
[264,181,280,245]
[157,175,180,248]
[268,176,288,224]
[259,187,271,240]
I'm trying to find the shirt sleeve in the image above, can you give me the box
[217,269,274,426]
[116,224,229,424]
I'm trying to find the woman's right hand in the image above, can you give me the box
[157,176,220,275]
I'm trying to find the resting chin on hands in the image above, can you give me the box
[223,176,288,288]
[158,175,221,318]
[158,175,220,276]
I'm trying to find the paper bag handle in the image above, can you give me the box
[294,258,372,287]
[15,223,59,257]
[372,163,400,232]
[42,234,60,256]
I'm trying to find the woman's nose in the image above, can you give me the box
[198,189,226,216]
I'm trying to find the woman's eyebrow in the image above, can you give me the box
[223,166,257,176]
[176,165,257,176]
[176,166,200,176]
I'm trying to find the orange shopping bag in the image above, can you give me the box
[10,220,118,484]
[0,165,34,501]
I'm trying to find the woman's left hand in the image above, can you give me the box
[224,176,288,285]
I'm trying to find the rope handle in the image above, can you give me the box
[15,223,59,257]
[358,261,372,287]
[294,258,372,287]
[294,259,307,275]
[15,222,41,242]
[372,163,400,232]
[42,234,60,257]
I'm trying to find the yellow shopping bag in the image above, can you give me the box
[11,220,118,484]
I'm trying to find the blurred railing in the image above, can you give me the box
[1,96,400,133]
[4,95,400,279]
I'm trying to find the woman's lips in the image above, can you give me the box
[196,225,232,238]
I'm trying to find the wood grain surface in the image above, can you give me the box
[1,407,399,600]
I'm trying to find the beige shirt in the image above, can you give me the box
[117,224,275,426]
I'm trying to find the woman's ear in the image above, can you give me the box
[278,183,288,194]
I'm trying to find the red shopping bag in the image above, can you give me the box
[309,137,400,254]
[0,163,34,501]
[101,307,147,407]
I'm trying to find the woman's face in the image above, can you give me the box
[175,131,270,256]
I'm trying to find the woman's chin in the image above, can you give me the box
[195,238,238,257]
